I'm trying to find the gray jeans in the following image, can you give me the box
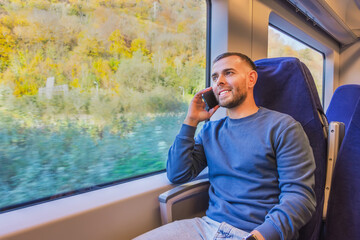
[133,216,250,240]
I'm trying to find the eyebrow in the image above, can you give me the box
[211,68,236,77]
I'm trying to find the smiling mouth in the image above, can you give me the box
[219,90,230,96]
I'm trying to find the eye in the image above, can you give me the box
[212,75,218,82]
[225,70,234,76]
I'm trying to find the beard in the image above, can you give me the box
[218,88,247,109]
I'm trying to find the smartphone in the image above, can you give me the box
[202,90,219,110]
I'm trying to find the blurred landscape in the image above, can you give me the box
[0,0,206,209]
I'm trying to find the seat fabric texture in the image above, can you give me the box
[254,57,327,240]
[326,84,360,133]
[325,94,360,239]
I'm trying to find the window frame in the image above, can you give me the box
[268,23,326,104]
[268,10,339,111]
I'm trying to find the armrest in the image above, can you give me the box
[159,179,210,225]
[323,121,345,220]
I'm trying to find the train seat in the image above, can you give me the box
[323,86,360,240]
[159,57,328,240]
[254,57,327,240]
[325,84,360,133]
[322,84,360,221]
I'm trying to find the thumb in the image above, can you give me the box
[208,105,220,117]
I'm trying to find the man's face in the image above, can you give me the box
[211,55,251,109]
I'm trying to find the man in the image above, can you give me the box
[134,52,316,240]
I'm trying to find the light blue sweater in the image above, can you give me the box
[167,107,316,240]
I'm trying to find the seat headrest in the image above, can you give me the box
[326,84,360,133]
[254,57,322,127]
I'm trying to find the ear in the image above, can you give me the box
[247,70,258,88]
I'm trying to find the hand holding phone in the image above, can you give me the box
[202,89,219,111]
[184,88,219,127]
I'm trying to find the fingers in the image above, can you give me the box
[208,104,220,117]
[202,86,213,92]
[193,87,218,113]
[195,87,213,97]
[185,87,218,126]
[192,87,212,105]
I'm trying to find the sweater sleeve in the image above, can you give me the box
[166,124,208,183]
[255,122,316,240]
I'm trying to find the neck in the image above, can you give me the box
[227,98,259,119]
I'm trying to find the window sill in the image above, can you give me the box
[0,172,173,240]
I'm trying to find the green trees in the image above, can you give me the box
[0,0,207,122]
[0,0,206,98]
[0,0,207,209]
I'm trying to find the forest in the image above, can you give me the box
[0,0,206,210]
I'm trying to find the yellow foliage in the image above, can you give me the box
[1,14,29,30]
[68,0,84,5]
[3,48,67,97]
[189,54,206,68]
[0,0,206,101]
[44,57,58,70]
[70,78,81,88]
[111,82,120,94]
[177,21,187,33]
[92,58,114,89]
[0,26,15,71]
[27,0,52,10]
[76,32,106,57]
[70,64,78,79]
[130,38,150,56]
[108,29,130,58]
[108,58,120,72]
[13,77,38,97]
[108,29,122,42]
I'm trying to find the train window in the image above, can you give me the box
[0,0,207,212]
[268,25,324,102]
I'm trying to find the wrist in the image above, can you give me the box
[183,117,199,127]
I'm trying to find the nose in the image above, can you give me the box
[216,74,226,86]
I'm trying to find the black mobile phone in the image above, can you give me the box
[202,90,219,110]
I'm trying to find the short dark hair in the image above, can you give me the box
[213,52,257,71]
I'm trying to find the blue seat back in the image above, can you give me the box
[326,84,360,133]
[254,57,327,240]
[325,97,360,239]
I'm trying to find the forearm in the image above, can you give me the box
[255,122,316,240]
[167,124,207,183]
[255,188,316,240]
[257,123,316,240]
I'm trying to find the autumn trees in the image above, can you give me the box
[0,0,207,210]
